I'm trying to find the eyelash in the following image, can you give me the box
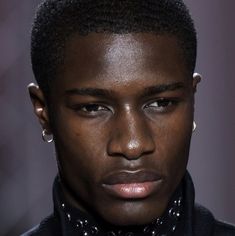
[72,98,178,116]
[144,98,178,112]
[72,103,112,116]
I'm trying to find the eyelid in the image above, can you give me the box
[144,98,170,106]
[143,98,179,111]
[74,103,114,114]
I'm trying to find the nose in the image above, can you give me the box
[107,108,155,160]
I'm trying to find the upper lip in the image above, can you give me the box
[102,170,163,185]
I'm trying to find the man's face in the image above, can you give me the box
[44,33,198,225]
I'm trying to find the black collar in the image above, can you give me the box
[52,171,215,236]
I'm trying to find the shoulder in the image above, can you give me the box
[194,203,235,236]
[20,214,62,236]
[213,220,235,236]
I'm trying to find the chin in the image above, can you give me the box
[97,200,164,226]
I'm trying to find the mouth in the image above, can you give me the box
[101,170,164,199]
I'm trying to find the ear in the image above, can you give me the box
[28,83,52,133]
[192,73,202,93]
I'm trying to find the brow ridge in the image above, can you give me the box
[65,82,185,98]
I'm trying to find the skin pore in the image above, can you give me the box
[29,33,201,226]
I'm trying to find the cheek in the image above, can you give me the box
[54,128,107,203]
[152,105,193,175]
[53,114,109,181]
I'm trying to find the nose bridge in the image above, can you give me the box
[125,108,144,145]
[108,106,155,159]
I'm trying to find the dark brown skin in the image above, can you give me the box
[29,33,201,226]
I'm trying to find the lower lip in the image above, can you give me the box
[102,181,162,199]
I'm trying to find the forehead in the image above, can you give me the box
[65,33,175,61]
[56,33,189,90]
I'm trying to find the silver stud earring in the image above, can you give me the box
[192,121,197,132]
[42,129,54,143]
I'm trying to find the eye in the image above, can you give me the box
[144,98,177,112]
[81,104,107,112]
[73,103,112,117]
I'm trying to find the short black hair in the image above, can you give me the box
[31,0,197,97]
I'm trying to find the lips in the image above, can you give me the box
[102,170,163,199]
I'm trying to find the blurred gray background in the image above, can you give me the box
[0,0,234,235]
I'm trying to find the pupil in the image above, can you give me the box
[87,105,99,112]
[159,100,169,107]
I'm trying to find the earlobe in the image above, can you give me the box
[192,73,202,93]
[28,83,51,132]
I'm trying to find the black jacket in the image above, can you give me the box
[21,173,235,236]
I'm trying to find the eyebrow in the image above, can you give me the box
[65,82,185,98]
[65,88,113,98]
[142,82,185,97]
